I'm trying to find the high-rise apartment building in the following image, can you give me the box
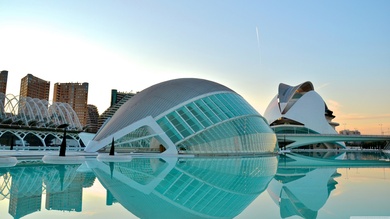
[0,70,8,95]
[20,74,50,100]
[98,89,136,130]
[0,70,8,106]
[86,104,99,133]
[53,82,89,127]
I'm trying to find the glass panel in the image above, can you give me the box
[177,107,203,132]
[166,112,192,138]
[203,97,228,120]
[218,94,240,116]
[195,100,220,124]
[186,103,212,127]
[210,94,235,118]
[158,117,182,143]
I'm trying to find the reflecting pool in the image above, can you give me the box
[0,152,390,219]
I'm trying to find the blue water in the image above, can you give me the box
[0,152,390,219]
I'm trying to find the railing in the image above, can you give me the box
[277,133,390,138]
[0,145,84,151]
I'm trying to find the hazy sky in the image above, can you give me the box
[0,1,389,134]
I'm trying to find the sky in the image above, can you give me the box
[0,0,389,135]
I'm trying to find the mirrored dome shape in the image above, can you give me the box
[0,93,82,130]
[85,78,277,154]
[268,168,339,218]
[88,156,277,218]
[263,81,344,149]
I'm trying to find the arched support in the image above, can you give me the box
[85,116,178,155]
[0,128,84,149]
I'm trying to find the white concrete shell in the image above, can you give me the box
[264,81,337,134]
[264,81,343,149]
[265,90,337,134]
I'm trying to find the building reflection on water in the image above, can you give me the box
[0,156,278,219]
[0,162,96,219]
[89,156,278,218]
[268,155,340,218]
[1,153,389,218]
[270,152,390,218]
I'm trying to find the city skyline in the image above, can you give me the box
[0,1,389,134]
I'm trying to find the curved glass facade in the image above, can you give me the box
[177,117,276,154]
[112,92,276,154]
[157,93,259,142]
[87,78,277,154]
[156,93,276,153]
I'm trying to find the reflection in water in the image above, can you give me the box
[0,161,96,219]
[1,153,388,218]
[269,152,390,219]
[268,165,339,218]
[0,156,278,219]
[296,150,390,161]
[88,156,278,218]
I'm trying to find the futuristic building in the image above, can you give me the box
[85,78,277,154]
[264,81,343,149]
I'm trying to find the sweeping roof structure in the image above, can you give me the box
[86,78,277,154]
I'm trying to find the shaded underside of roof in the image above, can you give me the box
[278,81,314,104]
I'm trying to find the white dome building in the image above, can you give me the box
[264,81,343,149]
[85,78,277,155]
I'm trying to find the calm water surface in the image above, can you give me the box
[1,152,390,219]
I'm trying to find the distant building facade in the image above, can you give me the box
[98,89,136,130]
[339,129,362,146]
[339,129,361,135]
[0,70,8,106]
[86,104,99,133]
[0,70,8,95]
[53,82,89,127]
[20,74,50,100]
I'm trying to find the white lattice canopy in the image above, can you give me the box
[0,93,82,130]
